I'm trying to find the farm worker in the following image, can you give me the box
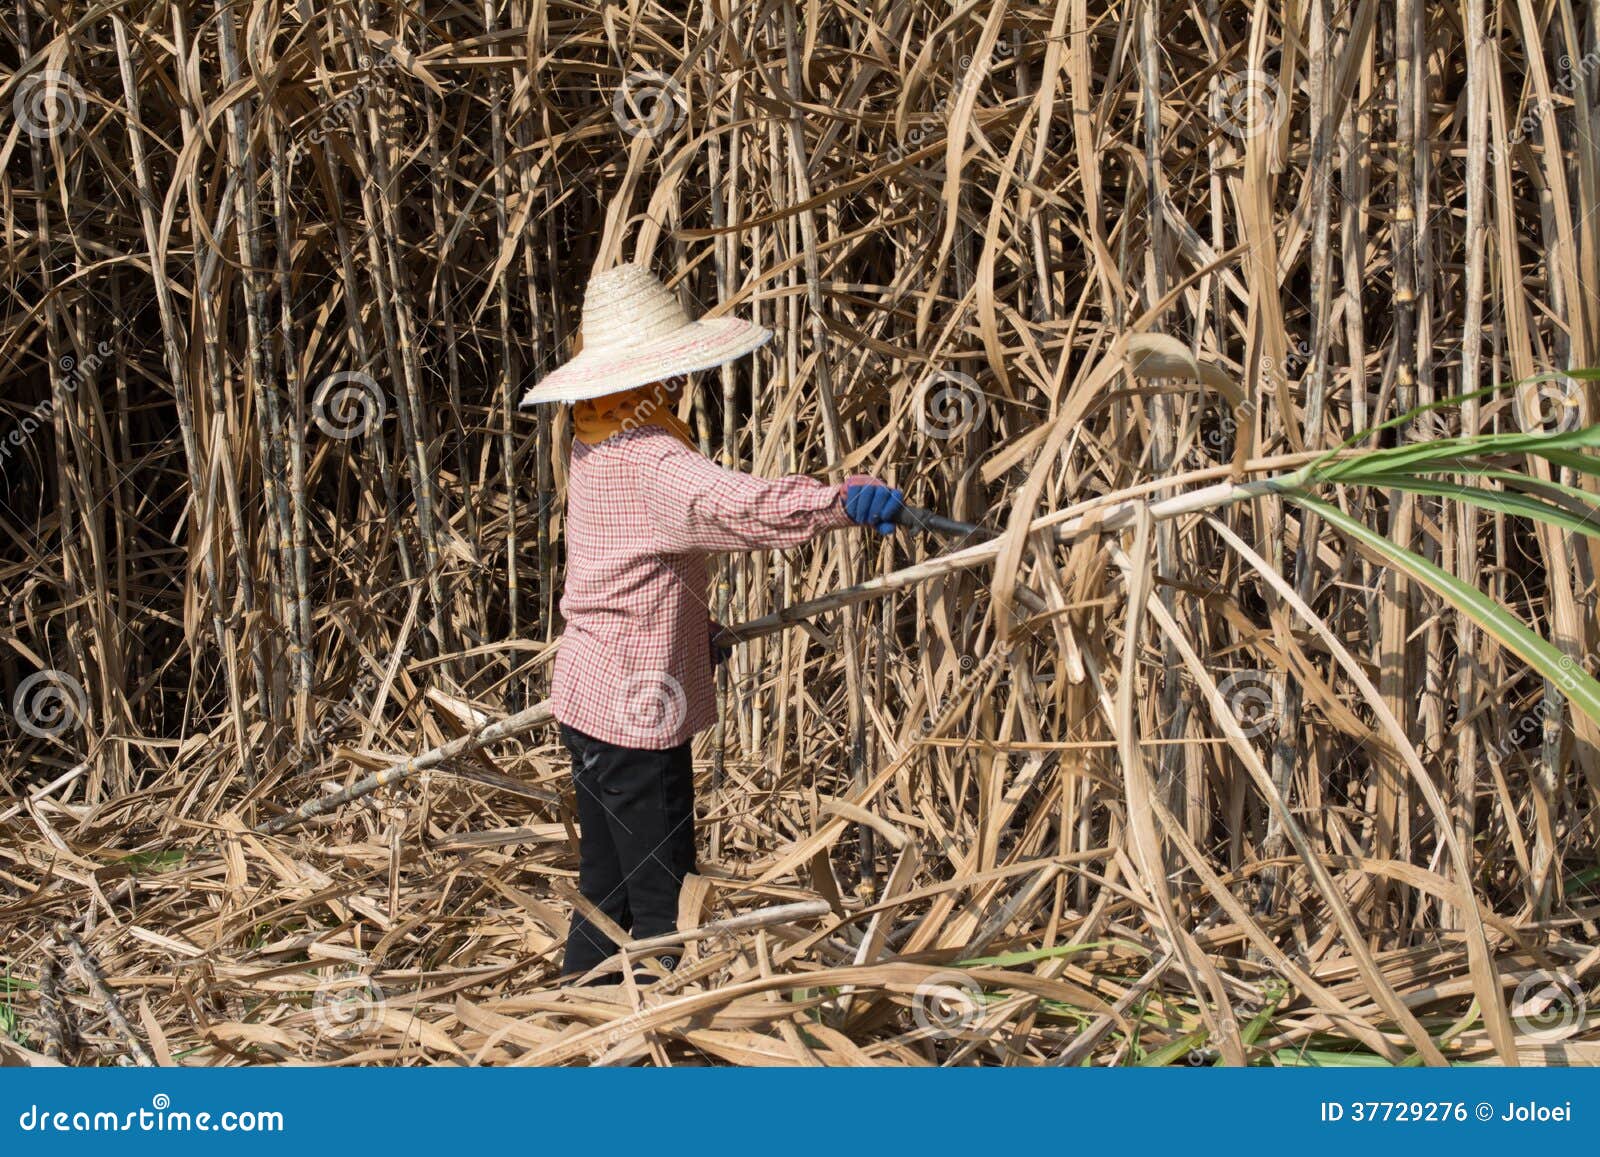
[519,262,903,983]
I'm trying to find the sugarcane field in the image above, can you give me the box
[2,0,1600,1079]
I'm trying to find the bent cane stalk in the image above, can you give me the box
[263,418,1600,849]
[256,471,1302,834]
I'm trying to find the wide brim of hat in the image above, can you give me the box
[519,317,772,406]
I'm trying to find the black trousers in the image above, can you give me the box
[559,723,696,979]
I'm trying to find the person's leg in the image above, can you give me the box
[661,740,697,882]
[584,736,697,947]
[561,725,632,980]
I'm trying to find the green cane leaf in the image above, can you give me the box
[1290,496,1600,728]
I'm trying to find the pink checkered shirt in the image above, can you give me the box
[552,425,851,748]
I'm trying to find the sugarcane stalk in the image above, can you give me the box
[621,900,831,954]
[52,923,156,1067]
[37,956,66,1062]
[1452,0,1489,925]
[778,0,873,894]
[257,468,1308,835]
[219,2,291,747]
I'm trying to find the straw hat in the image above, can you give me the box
[518,263,771,406]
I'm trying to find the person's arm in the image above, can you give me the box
[644,442,856,554]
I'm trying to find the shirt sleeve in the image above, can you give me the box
[643,441,851,554]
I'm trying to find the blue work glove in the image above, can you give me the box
[842,476,905,536]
